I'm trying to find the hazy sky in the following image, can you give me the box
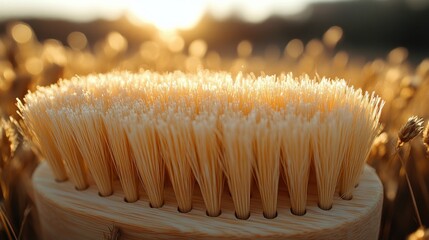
[0,0,361,30]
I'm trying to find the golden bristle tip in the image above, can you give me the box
[23,70,385,239]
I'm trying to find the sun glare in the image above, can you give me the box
[0,0,331,31]
[126,0,208,31]
[125,0,315,31]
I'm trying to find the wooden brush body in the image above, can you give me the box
[33,162,382,240]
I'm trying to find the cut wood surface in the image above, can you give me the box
[33,161,383,240]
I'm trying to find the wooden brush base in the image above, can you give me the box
[33,162,383,240]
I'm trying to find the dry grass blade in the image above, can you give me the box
[0,205,17,240]
[422,122,429,152]
[397,116,424,148]
[0,118,19,160]
[395,116,425,231]
[17,206,31,240]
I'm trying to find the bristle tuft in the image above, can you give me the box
[104,105,139,202]
[280,115,312,216]
[253,117,281,219]
[66,104,113,196]
[47,108,88,190]
[157,113,195,213]
[17,93,68,181]
[221,114,253,220]
[190,114,224,217]
[125,111,165,208]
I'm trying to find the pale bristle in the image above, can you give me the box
[190,114,224,217]
[17,70,384,218]
[17,93,68,181]
[124,111,165,208]
[280,116,312,216]
[157,113,195,213]
[253,117,281,219]
[47,108,89,190]
[221,114,253,220]
[66,104,113,196]
[339,93,384,199]
[311,110,353,210]
[103,106,139,202]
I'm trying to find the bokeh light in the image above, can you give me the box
[323,26,343,49]
[237,40,253,58]
[286,39,304,59]
[107,32,127,52]
[10,22,33,44]
[189,39,208,58]
[67,31,88,50]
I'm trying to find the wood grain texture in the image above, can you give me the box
[33,161,383,240]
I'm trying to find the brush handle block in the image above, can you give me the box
[33,161,382,240]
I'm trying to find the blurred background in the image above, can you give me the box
[1,0,429,239]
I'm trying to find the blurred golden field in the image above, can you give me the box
[1,14,429,239]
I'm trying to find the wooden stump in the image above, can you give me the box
[33,161,383,240]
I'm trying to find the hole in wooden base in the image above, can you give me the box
[263,211,278,219]
[206,210,222,217]
[98,191,113,197]
[74,185,89,191]
[123,197,139,203]
[317,203,332,211]
[55,177,68,183]
[290,208,306,216]
[341,194,353,200]
[177,206,192,213]
[149,201,165,208]
[234,212,250,220]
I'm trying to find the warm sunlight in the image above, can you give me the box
[126,0,208,31]
[0,0,348,30]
